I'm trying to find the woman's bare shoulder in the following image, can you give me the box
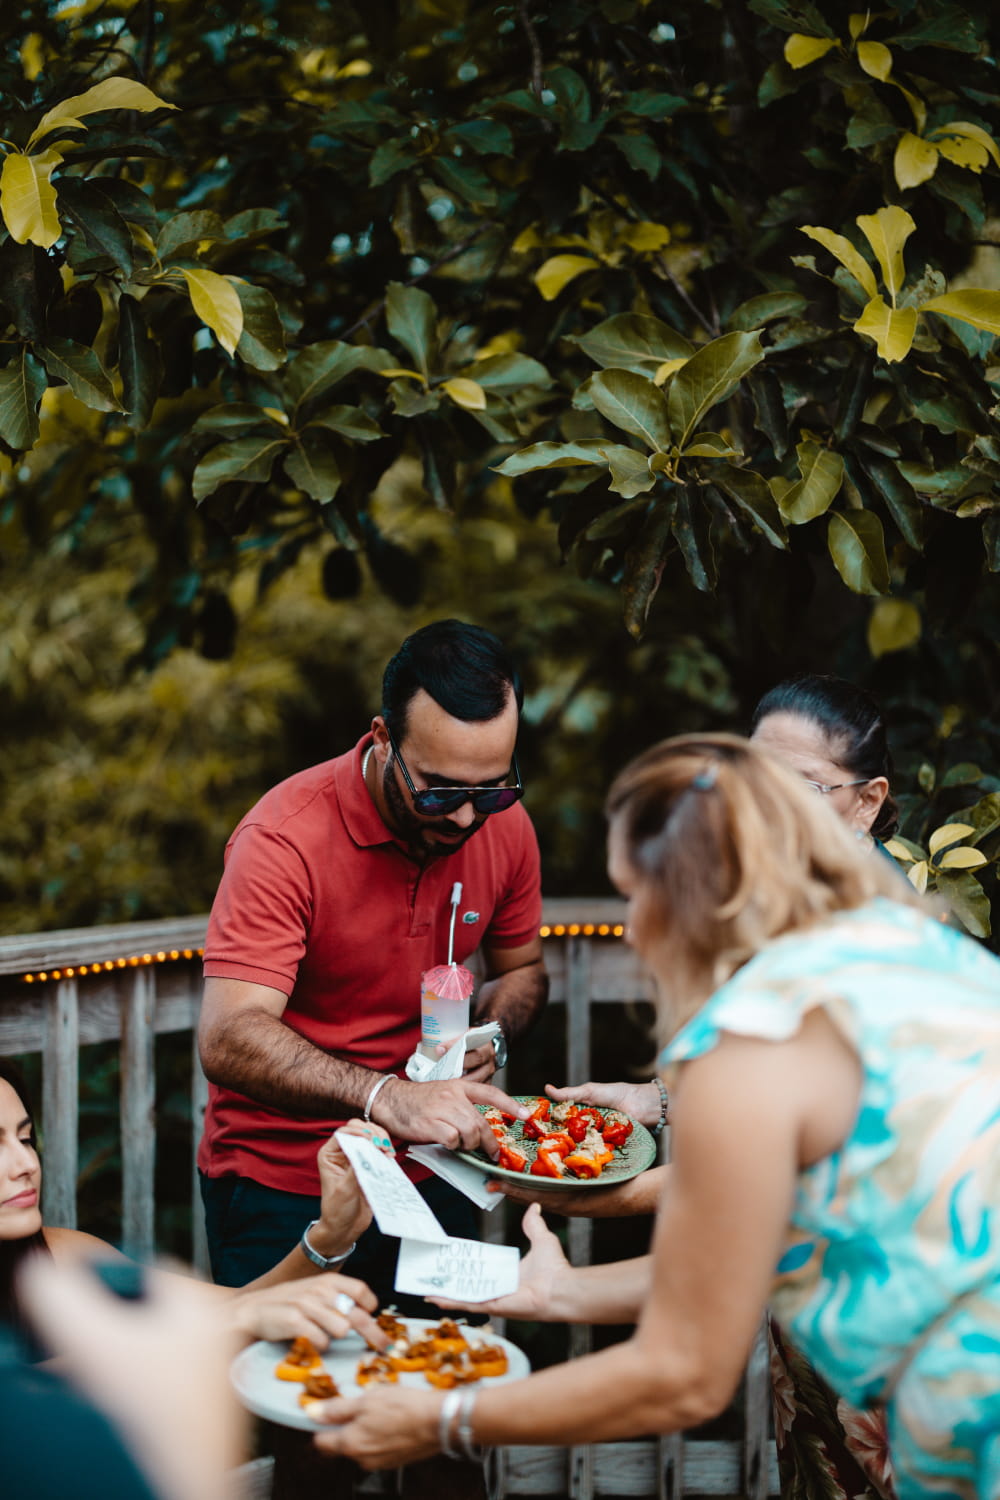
[43,1225,124,1261]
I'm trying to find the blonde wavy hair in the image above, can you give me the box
[605,732,925,1036]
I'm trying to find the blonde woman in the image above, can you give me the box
[313,734,1000,1500]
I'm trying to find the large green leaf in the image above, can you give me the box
[386,282,437,378]
[603,445,657,498]
[157,210,228,261]
[178,269,243,357]
[568,314,694,374]
[856,452,925,548]
[494,440,610,475]
[779,441,844,523]
[308,405,385,442]
[590,369,673,451]
[0,348,47,449]
[827,510,890,594]
[193,436,285,503]
[191,403,276,435]
[712,466,788,548]
[117,293,162,430]
[283,432,342,503]
[934,870,991,938]
[725,292,807,331]
[445,119,514,156]
[463,353,552,390]
[233,283,287,372]
[854,296,917,362]
[622,499,675,639]
[37,337,120,412]
[672,487,717,592]
[285,342,391,413]
[666,331,764,450]
[55,176,133,275]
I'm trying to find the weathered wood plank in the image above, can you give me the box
[504,1438,779,1495]
[0,965,202,1053]
[743,1318,772,1500]
[42,977,79,1228]
[121,968,156,1258]
[191,1030,210,1276]
[565,934,595,1500]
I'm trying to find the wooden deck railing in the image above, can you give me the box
[0,903,776,1500]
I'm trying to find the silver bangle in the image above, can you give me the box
[650,1076,670,1138]
[363,1074,392,1122]
[301,1220,356,1271]
[439,1388,463,1460]
[457,1389,486,1462]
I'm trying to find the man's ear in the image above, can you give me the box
[371,717,390,763]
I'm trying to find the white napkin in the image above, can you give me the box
[406,1143,503,1210]
[404,1020,501,1082]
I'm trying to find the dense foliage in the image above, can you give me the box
[1,0,999,937]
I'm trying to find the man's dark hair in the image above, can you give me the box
[750,674,898,840]
[382,620,523,740]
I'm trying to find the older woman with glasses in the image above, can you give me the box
[311,732,1000,1500]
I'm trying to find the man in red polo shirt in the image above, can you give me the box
[197,620,548,1297]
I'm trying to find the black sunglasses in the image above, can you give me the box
[386,729,524,816]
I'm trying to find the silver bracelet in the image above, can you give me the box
[439,1388,464,1460]
[650,1076,670,1138]
[300,1220,356,1271]
[363,1073,392,1122]
[457,1388,486,1462]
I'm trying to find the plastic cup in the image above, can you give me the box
[420,963,475,1059]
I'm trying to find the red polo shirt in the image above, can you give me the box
[197,736,543,1194]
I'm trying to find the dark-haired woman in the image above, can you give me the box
[0,1057,388,1348]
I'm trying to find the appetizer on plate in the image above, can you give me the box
[274,1335,325,1382]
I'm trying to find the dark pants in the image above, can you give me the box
[199,1169,480,1315]
[200,1171,487,1498]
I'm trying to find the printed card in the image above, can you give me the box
[394,1235,520,1303]
[334,1130,450,1244]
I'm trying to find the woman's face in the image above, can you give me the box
[751,711,887,835]
[0,1078,42,1241]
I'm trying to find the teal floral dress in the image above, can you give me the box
[660,898,1000,1500]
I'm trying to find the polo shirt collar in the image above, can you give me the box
[338,735,403,850]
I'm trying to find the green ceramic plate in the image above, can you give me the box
[453,1096,658,1188]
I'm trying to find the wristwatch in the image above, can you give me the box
[491,1029,509,1069]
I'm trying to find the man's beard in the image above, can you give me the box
[381,755,485,859]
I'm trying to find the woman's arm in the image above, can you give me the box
[315,1015,856,1465]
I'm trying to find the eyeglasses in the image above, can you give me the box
[386,729,524,817]
[803,778,870,796]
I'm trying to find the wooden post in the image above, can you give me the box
[191,1033,210,1275]
[42,977,79,1228]
[121,967,156,1258]
[566,934,594,1500]
[743,1318,772,1500]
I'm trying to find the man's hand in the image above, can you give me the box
[373,1077,528,1158]
[432,1037,496,1081]
[546,1078,666,1130]
[487,1163,668,1218]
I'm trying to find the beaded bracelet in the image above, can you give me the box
[650,1076,670,1137]
[439,1388,464,1460]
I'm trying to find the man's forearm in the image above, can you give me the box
[552,1255,652,1324]
[475,961,548,1043]
[200,1008,385,1116]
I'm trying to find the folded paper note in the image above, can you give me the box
[395,1235,519,1303]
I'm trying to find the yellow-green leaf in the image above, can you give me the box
[894,84,927,134]
[336,59,372,79]
[800,225,877,299]
[0,151,61,248]
[857,40,892,80]
[827,509,890,595]
[921,290,1000,337]
[867,598,921,658]
[854,296,917,362]
[849,13,869,40]
[178,269,243,357]
[784,33,836,68]
[883,838,916,863]
[779,441,844,524]
[856,206,915,299]
[938,847,988,870]
[618,221,671,253]
[29,77,177,148]
[512,226,543,253]
[377,367,426,382]
[935,135,989,171]
[907,859,929,893]
[929,822,976,857]
[441,377,487,411]
[653,357,689,386]
[894,132,939,191]
[928,120,1000,170]
[534,254,599,301]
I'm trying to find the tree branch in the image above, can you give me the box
[516,0,545,99]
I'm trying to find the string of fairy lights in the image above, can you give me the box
[17,924,626,984]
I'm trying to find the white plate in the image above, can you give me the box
[230,1316,531,1431]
